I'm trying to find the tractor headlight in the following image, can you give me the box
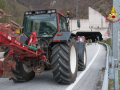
[52,10,56,13]
[35,11,46,14]
[26,12,28,15]
[36,12,39,14]
[47,10,52,14]
[28,12,32,15]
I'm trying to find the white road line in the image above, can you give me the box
[66,44,100,90]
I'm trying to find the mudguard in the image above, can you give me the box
[53,32,75,42]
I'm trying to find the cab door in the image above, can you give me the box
[58,14,67,32]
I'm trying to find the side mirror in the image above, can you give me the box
[77,20,80,28]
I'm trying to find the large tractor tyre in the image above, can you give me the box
[51,39,78,84]
[77,42,87,71]
[11,54,35,82]
[4,50,35,82]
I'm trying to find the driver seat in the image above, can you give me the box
[39,22,47,32]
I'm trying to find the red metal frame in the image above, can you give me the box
[28,32,38,45]
[57,10,65,17]
[57,14,60,32]
[0,31,45,56]
[57,10,66,32]
[0,31,46,78]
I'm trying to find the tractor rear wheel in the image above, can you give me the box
[77,42,87,71]
[11,55,35,82]
[51,39,78,84]
[4,49,35,82]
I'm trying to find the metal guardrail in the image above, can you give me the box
[99,42,119,90]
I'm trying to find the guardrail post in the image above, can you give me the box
[114,68,119,90]
[109,56,112,65]
[114,59,119,67]
[109,56,114,79]
[109,46,111,56]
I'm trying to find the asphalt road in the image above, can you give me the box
[0,43,106,90]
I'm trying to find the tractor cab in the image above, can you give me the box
[23,9,68,38]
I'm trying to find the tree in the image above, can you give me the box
[0,0,10,23]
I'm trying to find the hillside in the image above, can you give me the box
[17,0,113,19]
[7,0,29,25]
[0,0,30,25]
[0,0,113,25]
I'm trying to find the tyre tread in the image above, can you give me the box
[51,39,78,84]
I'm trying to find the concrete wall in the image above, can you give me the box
[89,7,109,28]
[69,7,109,39]
[69,19,90,34]
[79,19,89,31]
[69,19,79,32]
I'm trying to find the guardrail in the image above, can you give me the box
[99,42,119,90]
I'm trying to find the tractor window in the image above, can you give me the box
[24,18,33,33]
[23,14,57,37]
[59,15,67,32]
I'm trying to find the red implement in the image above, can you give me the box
[0,30,46,78]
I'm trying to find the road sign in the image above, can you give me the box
[104,32,108,36]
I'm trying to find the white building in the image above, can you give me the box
[70,7,109,39]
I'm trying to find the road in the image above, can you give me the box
[0,43,106,90]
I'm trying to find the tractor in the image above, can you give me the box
[0,9,87,84]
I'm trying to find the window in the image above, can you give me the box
[59,15,67,32]
[24,14,57,37]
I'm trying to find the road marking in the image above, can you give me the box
[66,44,100,90]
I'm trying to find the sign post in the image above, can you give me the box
[113,0,119,65]
[112,0,119,89]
